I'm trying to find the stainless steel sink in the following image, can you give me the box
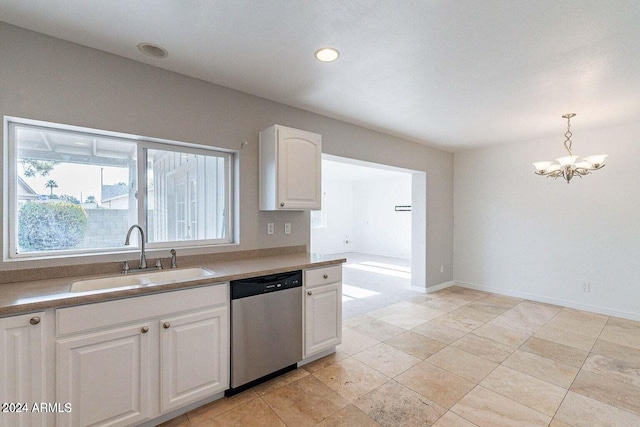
[70,267,215,293]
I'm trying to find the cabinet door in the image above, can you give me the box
[159,307,228,413]
[277,127,321,210]
[56,323,151,427]
[305,282,342,357]
[0,313,46,427]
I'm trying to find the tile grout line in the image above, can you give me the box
[548,312,613,424]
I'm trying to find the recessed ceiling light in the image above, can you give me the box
[314,47,339,62]
[137,43,168,59]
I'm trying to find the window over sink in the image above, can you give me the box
[4,117,235,260]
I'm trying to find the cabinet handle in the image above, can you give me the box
[163,322,171,329]
[280,202,285,207]
[307,291,312,296]
[30,317,41,325]
[323,274,328,279]
[141,326,149,334]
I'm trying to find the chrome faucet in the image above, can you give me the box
[124,225,147,269]
[170,249,177,268]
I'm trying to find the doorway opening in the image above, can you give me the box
[310,155,427,318]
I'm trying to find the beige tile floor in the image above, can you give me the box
[159,286,640,427]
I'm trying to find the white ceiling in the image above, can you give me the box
[1,1,639,152]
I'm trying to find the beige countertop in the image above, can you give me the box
[0,252,346,317]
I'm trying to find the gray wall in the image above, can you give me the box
[0,23,454,289]
[79,209,129,249]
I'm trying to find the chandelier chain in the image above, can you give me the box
[564,115,573,155]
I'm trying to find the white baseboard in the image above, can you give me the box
[425,281,455,294]
[455,280,640,322]
[352,251,411,260]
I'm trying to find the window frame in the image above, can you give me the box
[4,116,235,261]
[310,191,327,229]
[137,140,234,250]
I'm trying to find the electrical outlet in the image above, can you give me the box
[582,282,590,293]
[267,223,274,235]
[440,265,444,273]
[284,223,291,234]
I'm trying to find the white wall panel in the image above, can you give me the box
[454,121,640,319]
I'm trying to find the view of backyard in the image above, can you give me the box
[13,122,136,254]
[12,120,231,256]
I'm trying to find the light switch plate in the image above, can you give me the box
[284,223,291,234]
[267,223,274,235]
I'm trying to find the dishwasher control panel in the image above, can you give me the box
[230,270,302,299]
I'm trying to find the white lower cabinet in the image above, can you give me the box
[303,266,342,358]
[56,323,152,427]
[55,284,229,427]
[0,312,48,427]
[159,306,228,413]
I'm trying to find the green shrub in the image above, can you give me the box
[18,202,88,251]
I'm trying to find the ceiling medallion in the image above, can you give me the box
[532,113,607,183]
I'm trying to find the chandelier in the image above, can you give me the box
[532,113,607,183]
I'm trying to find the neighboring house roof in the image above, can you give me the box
[101,184,129,202]
[18,176,39,199]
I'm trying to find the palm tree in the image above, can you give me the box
[45,179,58,196]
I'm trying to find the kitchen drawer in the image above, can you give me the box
[304,265,342,289]
[56,283,228,336]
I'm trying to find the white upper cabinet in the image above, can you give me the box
[259,125,322,210]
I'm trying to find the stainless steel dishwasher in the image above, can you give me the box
[227,270,302,395]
